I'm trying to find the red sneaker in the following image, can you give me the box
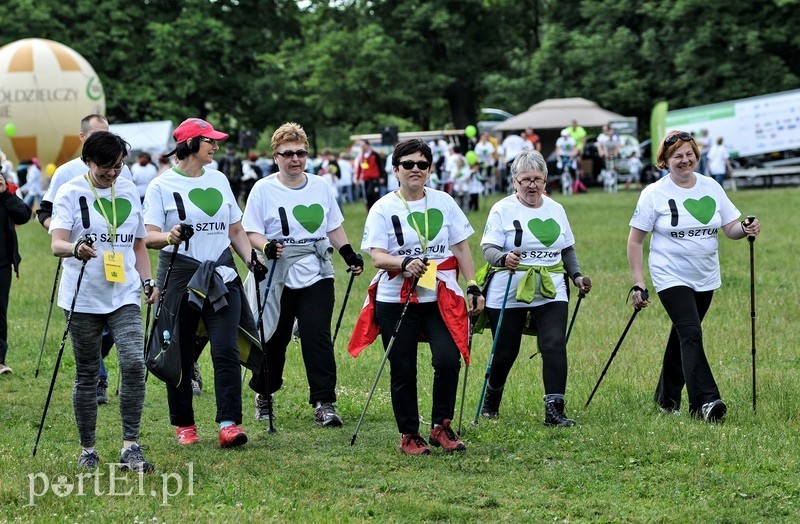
[400,433,431,456]
[176,425,199,446]
[429,419,466,453]
[219,424,248,448]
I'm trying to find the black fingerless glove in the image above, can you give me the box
[338,244,364,269]
[263,239,280,260]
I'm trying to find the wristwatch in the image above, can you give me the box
[142,279,156,289]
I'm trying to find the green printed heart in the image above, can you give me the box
[93,198,132,227]
[188,188,224,217]
[527,218,560,247]
[683,196,716,225]
[408,208,444,241]
[293,204,324,233]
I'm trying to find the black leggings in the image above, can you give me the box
[485,301,569,395]
[655,286,720,413]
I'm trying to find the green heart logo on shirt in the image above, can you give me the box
[528,218,560,247]
[93,198,132,227]
[188,188,224,217]
[408,208,444,241]
[293,204,324,233]
[683,196,716,225]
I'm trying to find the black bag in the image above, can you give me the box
[146,296,184,387]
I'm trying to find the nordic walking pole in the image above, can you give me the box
[35,259,63,378]
[585,288,649,408]
[251,250,277,432]
[351,258,427,446]
[457,312,477,436]
[472,269,514,426]
[745,215,757,412]
[566,276,591,344]
[332,255,363,348]
[33,237,93,457]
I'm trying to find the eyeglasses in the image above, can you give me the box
[663,132,694,147]
[94,161,125,173]
[398,160,431,171]
[515,176,546,187]
[197,137,217,145]
[275,149,309,159]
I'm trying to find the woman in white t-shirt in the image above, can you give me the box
[242,122,364,429]
[349,138,484,455]
[478,149,591,427]
[50,131,157,471]
[143,118,254,449]
[628,130,761,422]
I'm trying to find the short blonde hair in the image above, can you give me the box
[271,122,308,154]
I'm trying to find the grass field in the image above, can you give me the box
[1,186,799,523]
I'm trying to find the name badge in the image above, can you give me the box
[104,251,126,283]
[417,260,437,290]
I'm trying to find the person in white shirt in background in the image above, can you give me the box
[130,152,158,203]
[337,152,354,204]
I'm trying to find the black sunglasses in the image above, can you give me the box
[663,132,694,147]
[398,160,431,171]
[275,149,309,159]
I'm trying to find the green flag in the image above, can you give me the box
[650,101,668,166]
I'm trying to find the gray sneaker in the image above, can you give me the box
[314,402,343,427]
[78,450,100,470]
[255,393,275,421]
[119,443,154,473]
[191,362,202,396]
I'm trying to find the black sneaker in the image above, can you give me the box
[191,362,202,396]
[314,402,343,427]
[481,386,503,419]
[78,450,100,470]
[96,380,109,405]
[255,393,275,421]
[701,399,727,423]
[119,443,154,473]
[544,399,575,427]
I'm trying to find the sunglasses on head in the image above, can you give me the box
[275,149,309,159]
[663,132,694,147]
[398,160,431,171]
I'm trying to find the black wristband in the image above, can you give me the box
[466,284,482,296]
[401,256,414,272]
[73,238,85,259]
[499,254,507,268]
[263,239,279,260]
[338,243,356,260]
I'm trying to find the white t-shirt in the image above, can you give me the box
[707,144,729,176]
[362,188,474,303]
[43,156,133,203]
[481,195,573,308]
[50,176,146,314]
[629,174,740,292]
[242,173,343,289]
[556,136,577,158]
[130,162,159,200]
[474,141,495,166]
[500,134,529,162]
[337,158,353,187]
[143,167,242,283]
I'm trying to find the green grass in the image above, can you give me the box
[2,186,799,523]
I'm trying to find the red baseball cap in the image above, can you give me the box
[173,118,229,143]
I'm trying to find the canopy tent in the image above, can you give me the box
[494,98,627,131]
[109,120,174,158]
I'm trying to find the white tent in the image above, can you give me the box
[494,98,628,131]
[109,120,174,158]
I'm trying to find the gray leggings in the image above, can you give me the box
[68,304,145,448]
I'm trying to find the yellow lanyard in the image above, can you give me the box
[85,174,117,251]
[396,190,429,254]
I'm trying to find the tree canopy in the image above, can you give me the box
[1,0,798,149]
